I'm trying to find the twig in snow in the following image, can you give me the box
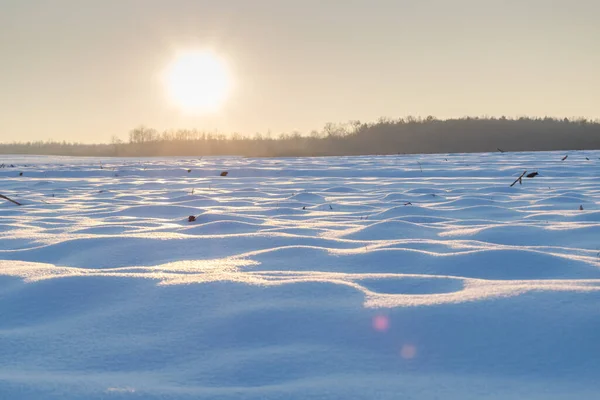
[0,194,22,206]
[510,171,527,187]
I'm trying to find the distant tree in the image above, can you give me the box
[111,135,123,145]
[309,130,322,139]
[129,125,158,144]
[110,135,123,155]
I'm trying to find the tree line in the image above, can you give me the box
[1,116,599,157]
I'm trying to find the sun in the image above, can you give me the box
[164,50,232,113]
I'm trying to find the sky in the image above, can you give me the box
[1,0,599,143]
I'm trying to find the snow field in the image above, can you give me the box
[1,152,599,399]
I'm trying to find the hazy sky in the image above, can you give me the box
[1,0,599,143]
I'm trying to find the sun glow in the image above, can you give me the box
[164,50,232,113]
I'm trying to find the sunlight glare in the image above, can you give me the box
[164,50,232,113]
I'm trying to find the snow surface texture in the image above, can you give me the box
[1,152,599,399]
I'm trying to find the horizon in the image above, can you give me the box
[1,0,599,143]
[1,114,599,145]
[2,116,598,158]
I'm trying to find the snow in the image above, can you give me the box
[1,151,599,399]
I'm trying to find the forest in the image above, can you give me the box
[1,116,599,157]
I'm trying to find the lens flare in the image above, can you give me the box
[400,344,417,359]
[372,315,390,332]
